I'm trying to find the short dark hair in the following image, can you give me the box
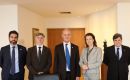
[35,33,45,37]
[9,30,19,38]
[84,33,97,47]
[113,33,122,40]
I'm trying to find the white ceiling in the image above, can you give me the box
[0,0,130,17]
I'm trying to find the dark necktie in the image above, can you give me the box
[117,48,119,60]
[10,46,15,75]
[38,47,42,61]
[65,44,70,70]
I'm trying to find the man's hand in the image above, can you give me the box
[76,77,80,80]
[37,72,44,75]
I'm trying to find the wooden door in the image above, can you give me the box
[47,28,85,75]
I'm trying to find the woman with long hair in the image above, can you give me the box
[79,33,102,80]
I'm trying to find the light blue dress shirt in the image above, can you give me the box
[115,46,122,59]
[10,44,19,73]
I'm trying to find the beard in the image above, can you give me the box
[10,40,17,45]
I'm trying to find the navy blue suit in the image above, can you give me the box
[0,45,27,80]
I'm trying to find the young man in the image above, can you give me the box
[103,33,130,80]
[0,30,27,80]
[26,33,52,80]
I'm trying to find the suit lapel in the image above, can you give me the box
[88,47,95,57]
[7,45,11,62]
[18,45,20,62]
[61,43,66,61]
[71,44,74,58]
[42,46,44,54]
[31,46,38,61]
[17,45,24,65]
[120,45,125,61]
[41,46,46,55]
[112,45,118,60]
[33,46,39,60]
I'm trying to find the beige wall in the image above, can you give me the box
[85,6,117,49]
[18,6,45,48]
[43,16,86,28]
[117,2,130,46]
[0,5,18,47]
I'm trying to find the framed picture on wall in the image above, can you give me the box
[32,28,39,46]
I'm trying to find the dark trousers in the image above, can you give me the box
[66,72,71,80]
[8,73,23,80]
[60,71,71,80]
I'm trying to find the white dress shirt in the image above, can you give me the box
[36,45,43,57]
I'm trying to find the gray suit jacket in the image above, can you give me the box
[79,47,102,74]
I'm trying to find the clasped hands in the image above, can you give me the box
[82,64,89,73]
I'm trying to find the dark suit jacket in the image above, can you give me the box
[26,45,52,80]
[103,45,130,80]
[54,43,81,80]
[0,45,27,80]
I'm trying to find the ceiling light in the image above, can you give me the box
[59,11,71,14]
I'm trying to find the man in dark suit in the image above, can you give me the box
[26,33,52,80]
[54,29,81,80]
[0,30,27,80]
[103,33,130,80]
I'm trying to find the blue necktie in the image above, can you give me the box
[10,46,15,75]
[65,44,70,70]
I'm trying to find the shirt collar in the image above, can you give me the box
[115,46,121,49]
[10,44,18,48]
[63,42,71,45]
[36,45,43,48]
[115,46,122,50]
